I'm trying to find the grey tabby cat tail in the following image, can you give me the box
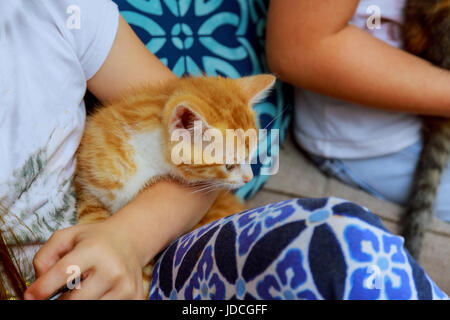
[402,0,450,260]
[403,122,450,259]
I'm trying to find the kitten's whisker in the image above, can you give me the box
[190,184,220,194]
[195,185,218,192]
[189,185,211,193]
[262,106,290,130]
[203,189,218,194]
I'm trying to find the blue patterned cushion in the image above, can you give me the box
[113,0,293,199]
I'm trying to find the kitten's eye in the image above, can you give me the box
[225,164,236,171]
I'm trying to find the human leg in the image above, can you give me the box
[149,198,447,300]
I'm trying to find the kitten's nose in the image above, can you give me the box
[243,174,252,183]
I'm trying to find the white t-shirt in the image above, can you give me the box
[0,0,119,244]
[293,0,422,159]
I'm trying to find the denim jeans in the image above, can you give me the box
[308,140,450,222]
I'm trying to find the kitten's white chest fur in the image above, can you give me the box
[106,128,172,213]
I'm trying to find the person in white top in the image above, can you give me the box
[0,0,218,300]
[266,0,450,222]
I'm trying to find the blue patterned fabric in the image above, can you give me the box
[149,198,448,300]
[112,0,293,199]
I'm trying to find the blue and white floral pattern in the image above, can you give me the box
[149,197,448,300]
[113,0,293,199]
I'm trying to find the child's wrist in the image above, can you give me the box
[104,181,219,266]
[102,215,159,266]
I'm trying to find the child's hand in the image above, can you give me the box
[23,180,218,300]
[24,220,146,300]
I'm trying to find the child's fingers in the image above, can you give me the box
[33,227,79,278]
[25,248,92,300]
[99,278,145,300]
[59,271,111,300]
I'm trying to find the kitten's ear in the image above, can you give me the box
[235,74,276,106]
[169,103,207,133]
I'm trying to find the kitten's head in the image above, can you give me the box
[163,75,276,189]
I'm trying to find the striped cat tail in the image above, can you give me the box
[403,121,450,259]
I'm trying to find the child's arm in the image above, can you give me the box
[86,16,176,102]
[266,0,450,116]
[24,16,218,300]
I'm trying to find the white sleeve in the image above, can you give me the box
[44,0,120,80]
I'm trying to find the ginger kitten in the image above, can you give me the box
[74,75,276,296]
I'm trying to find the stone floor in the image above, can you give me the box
[248,133,450,295]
